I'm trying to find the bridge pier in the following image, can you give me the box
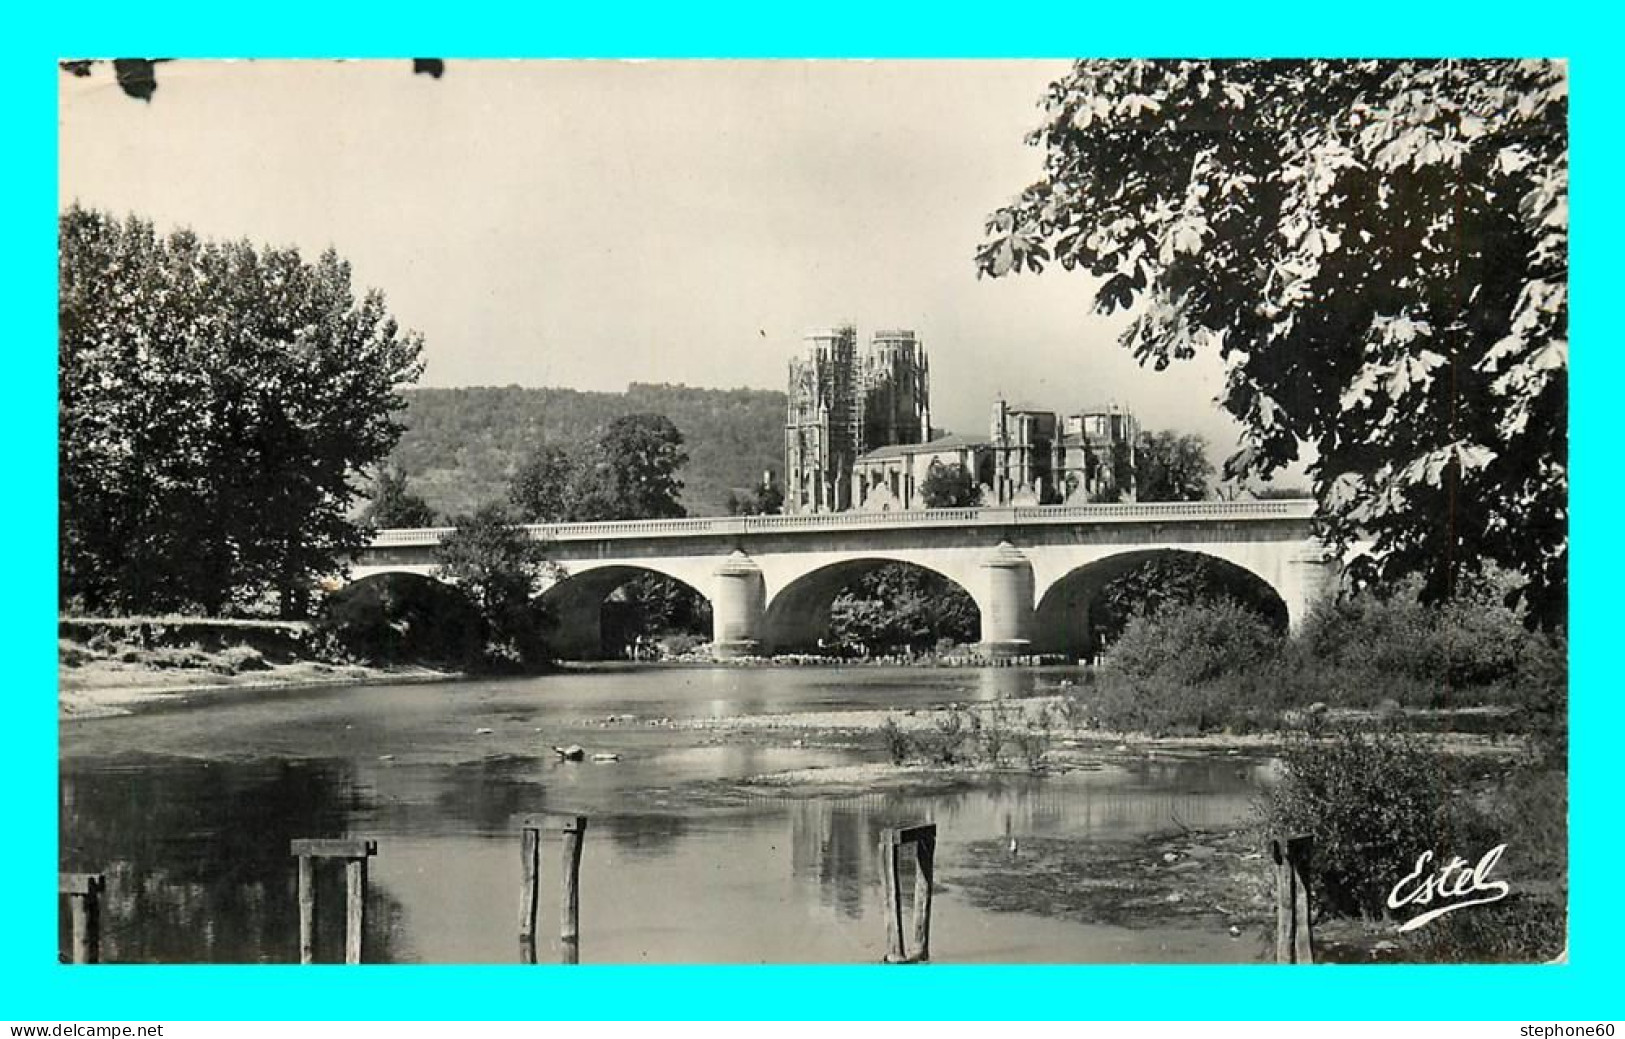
[979,541,1035,659]
[712,550,766,659]
[1284,550,1341,631]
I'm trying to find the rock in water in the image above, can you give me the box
[552,745,586,761]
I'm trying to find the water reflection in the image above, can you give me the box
[58,756,407,963]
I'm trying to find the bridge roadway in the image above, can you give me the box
[351,500,1335,660]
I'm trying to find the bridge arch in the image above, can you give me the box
[762,556,982,655]
[340,563,446,587]
[538,563,712,660]
[317,570,484,664]
[1032,548,1289,659]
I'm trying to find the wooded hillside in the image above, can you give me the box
[385,383,785,519]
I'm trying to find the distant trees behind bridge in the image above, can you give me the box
[385,384,784,519]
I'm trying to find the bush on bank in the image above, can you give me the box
[1253,727,1566,960]
[1106,598,1283,686]
[1257,729,1455,919]
[1066,585,1567,737]
[310,576,487,667]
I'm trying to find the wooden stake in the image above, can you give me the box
[559,815,587,965]
[1289,835,1314,964]
[519,824,541,964]
[345,855,368,965]
[910,828,936,963]
[297,855,316,965]
[291,838,376,965]
[60,873,104,964]
[879,828,905,962]
[1272,834,1315,964]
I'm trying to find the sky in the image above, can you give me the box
[58,59,1249,464]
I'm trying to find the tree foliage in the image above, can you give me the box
[312,573,483,665]
[59,207,424,617]
[1134,429,1213,502]
[59,58,439,103]
[1106,598,1284,686]
[726,480,784,516]
[979,60,1568,627]
[362,466,438,529]
[919,462,980,508]
[1094,552,1287,646]
[433,504,556,666]
[607,574,712,639]
[1261,730,1454,920]
[575,413,688,520]
[509,444,576,522]
[829,564,979,653]
[508,414,690,523]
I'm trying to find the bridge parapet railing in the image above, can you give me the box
[1010,500,1308,522]
[364,500,1317,549]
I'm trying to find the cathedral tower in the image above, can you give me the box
[785,325,932,513]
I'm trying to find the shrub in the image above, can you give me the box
[1106,598,1283,686]
[1014,730,1050,770]
[147,644,214,670]
[212,645,271,674]
[1391,759,1568,961]
[312,574,486,667]
[1404,897,1566,963]
[1289,579,1563,710]
[657,633,707,658]
[878,717,910,765]
[59,640,95,667]
[1257,729,1453,919]
[1075,667,1290,736]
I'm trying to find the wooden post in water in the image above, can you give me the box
[559,815,588,965]
[518,824,542,964]
[909,825,936,962]
[290,838,377,964]
[880,823,937,964]
[297,855,316,964]
[1271,834,1315,964]
[879,829,905,962]
[345,855,368,965]
[60,873,104,964]
[517,813,589,964]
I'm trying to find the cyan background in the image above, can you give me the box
[5,2,1615,1020]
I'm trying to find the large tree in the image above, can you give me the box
[507,414,691,523]
[433,503,556,666]
[1135,430,1214,503]
[978,60,1567,628]
[509,444,576,522]
[60,207,424,616]
[566,413,690,522]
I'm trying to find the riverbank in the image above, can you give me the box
[59,638,462,720]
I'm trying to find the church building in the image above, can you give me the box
[785,326,1138,513]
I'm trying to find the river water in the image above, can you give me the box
[59,666,1269,964]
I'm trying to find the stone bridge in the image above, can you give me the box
[349,500,1335,660]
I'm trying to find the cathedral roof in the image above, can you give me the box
[858,432,989,461]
